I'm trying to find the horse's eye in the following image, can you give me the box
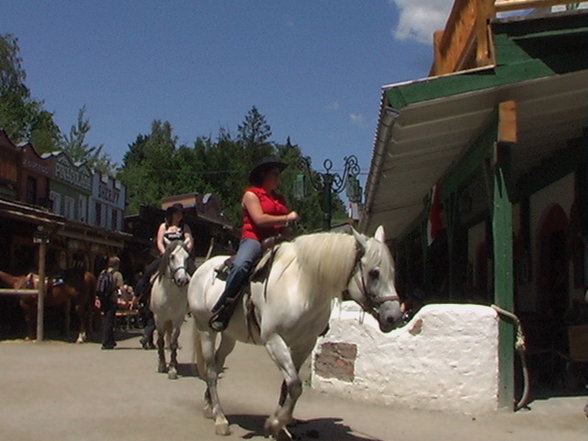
[369,268,380,279]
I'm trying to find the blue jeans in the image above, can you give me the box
[212,238,262,312]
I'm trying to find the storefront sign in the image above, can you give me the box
[23,158,50,175]
[98,183,121,204]
[55,156,91,192]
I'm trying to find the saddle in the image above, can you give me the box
[24,273,65,289]
[214,236,285,283]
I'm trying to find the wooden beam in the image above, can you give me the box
[477,0,496,67]
[498,100,518,144]
[0,289,38,295]
[431,0,496,75]
[495,0,582,13]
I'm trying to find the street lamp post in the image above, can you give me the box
[297,155,361,231]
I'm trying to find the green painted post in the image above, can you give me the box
[445,193,459,301]
[492,143,515,410]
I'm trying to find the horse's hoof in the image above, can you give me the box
[157,364,167,373]
[214,420,230,436]
[264,417,282,438]
[168,370,178,380]
[264,418,293,440]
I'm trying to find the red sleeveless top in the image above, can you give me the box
[241,186,289,241]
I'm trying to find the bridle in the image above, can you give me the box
[162,243,190,286]
[343,240,399,320]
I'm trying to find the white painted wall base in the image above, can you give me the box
[311,302,500,414]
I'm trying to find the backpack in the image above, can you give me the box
[96,270,114,300]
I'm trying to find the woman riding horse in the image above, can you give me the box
[208,157,300,331]
[136,203,194,349]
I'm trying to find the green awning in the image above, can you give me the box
[361,10,588,239]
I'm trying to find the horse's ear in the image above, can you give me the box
[351,227,368,253]
[374,225,386,243]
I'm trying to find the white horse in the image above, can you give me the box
[188,226,402,439]
[150,239,192,379]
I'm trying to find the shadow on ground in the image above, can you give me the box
[228,414,383,441]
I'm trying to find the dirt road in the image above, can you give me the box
[0,323,586,441]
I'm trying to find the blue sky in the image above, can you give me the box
[2,1,453,179]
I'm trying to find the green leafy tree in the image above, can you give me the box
[120,120,184,213]
[60,106,115,173]
[0,33,60,150]
[29,110,61,153]
[238,106,274,164]
[120,108,347,233]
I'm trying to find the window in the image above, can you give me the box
[78,196,87,223]
[50,191,62,214]
[64,196,75,220]
[26,176,37,205]
[111,209,118,230]
[95,202,102,227]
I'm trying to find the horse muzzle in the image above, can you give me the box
[174,276,189,287]
[377,300,403,333]
[172,266,190,286]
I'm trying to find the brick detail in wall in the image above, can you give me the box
[314,342,357,383]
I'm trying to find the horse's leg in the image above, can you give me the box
[214,333,236,373]
[278,344,316,427]
[200,330,230,436]
[167,324,182,380]
[75,302,87,344]
[263,334,303,440]
[64,296,72,340]
[25,310,36,340]
[20,300,36,340]
[156,325,167,373]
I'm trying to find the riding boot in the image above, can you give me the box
[209,270,248,331]
[209,299,239,332]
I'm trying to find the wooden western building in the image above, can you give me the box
[361,2,588,408]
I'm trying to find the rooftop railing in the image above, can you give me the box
[430,0,584,76]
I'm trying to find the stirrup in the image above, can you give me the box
[209,312,228,332]
[208,301,235,332]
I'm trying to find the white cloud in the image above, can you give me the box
[326,101,340,111]
[349,113,366,126]
[388,0,453,44]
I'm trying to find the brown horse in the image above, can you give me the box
[0,269,97,342]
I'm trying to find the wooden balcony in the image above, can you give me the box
[430,0,584,76]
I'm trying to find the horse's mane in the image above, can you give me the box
[291,232,358,295]
[158,240,188,276]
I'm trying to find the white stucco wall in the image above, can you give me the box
[312,301,500,414]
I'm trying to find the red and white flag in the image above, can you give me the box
[427,183,443,246]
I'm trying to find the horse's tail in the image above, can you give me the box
[191,317,206,378]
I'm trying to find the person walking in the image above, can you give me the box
[95,256,123,350]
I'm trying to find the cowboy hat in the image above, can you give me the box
[249,157,288,185]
